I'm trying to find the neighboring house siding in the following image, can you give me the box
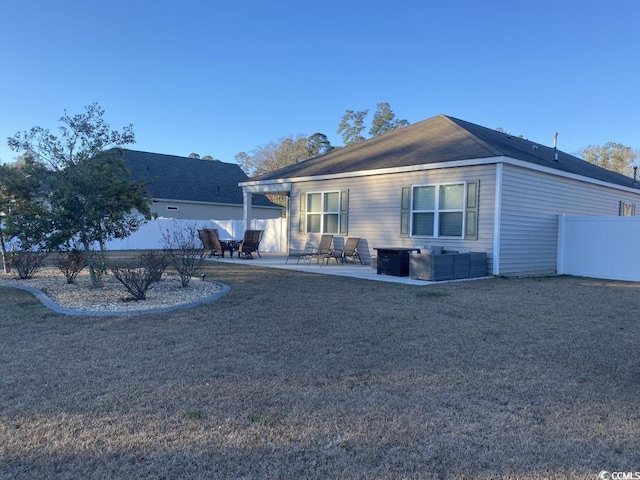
[289,164,497,269]
[152,200,281,221]
[498,164,640,275]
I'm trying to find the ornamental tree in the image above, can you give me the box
[7,103,152,287]
[0,155,51,272]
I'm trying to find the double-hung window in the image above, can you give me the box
[436,184,465,237]
[402,182,478,238]
[300,191,348,234]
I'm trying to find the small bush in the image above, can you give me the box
[161,222,207,287]
[10,250,49,280]
[111,250,170,301]
[111,268,156,301]
[139,250,170,283]
[54,249,87,284]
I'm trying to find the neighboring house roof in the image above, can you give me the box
[249,115,637,189]
[122,150,279,207]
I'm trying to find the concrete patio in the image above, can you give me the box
[208,253,489,286]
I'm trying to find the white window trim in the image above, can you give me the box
[410,182,466,238]
[306,191,341,234]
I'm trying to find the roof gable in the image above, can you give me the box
[249,115,637,189]
[123,150,277,206]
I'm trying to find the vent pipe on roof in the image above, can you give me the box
[553,132,559,162]
[634,166,637,186]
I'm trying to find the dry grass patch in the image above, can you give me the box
[1,263,640,479]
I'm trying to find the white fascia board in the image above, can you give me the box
[152,198,276,208]
[241,156,640,196]
[239,182,292,193]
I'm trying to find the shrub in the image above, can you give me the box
[54,249,87,284]
[10,250,49,280]
[111,250,170,301]
[161,222,207,287]
[138,250,170,283]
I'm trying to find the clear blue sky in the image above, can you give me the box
[1,0,638,165]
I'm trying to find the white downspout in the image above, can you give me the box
[492,163,503,275]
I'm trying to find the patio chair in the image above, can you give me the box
[236,229,264,259]
[308,234,334,264]
[198,228,223,257]
[286,242,316,264]
[326,237,363,265]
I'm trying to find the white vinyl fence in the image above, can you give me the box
[557,215,640,282]
[104,217,288,253]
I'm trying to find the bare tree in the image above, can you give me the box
[235,133,333,177]
[579,142,639,177]
[161,221,207,287]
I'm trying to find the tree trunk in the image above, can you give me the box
[82,237,101,288]
[0,227,10,273]
[98,239,108,272]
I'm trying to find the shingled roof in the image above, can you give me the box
[249,115,637,189]
[123,150,277,207]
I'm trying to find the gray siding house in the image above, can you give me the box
[239,115,640,276]
[123,150,282,221]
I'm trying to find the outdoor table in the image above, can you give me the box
[219,239,240,258]
[373,247,417,277]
